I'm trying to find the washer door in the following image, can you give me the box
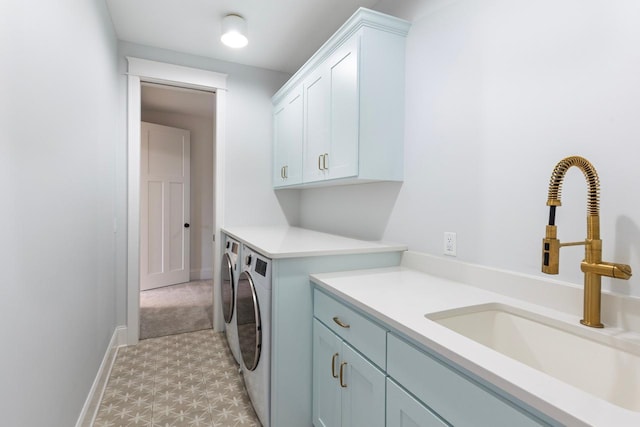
[221,253,234,324]
[237,271,261,371]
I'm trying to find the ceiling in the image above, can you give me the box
[141,83,215,117]
[106,0,390,74]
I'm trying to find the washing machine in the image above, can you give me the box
[237,245,272,427]
[221,235,242,364]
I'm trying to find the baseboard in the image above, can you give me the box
[190,268,213,280]
[75,325,128,427]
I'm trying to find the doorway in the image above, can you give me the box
[126,58,228,345]
[138,83,215,339]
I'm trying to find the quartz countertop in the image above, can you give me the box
[310,261,640,427]
[221,226,407,259]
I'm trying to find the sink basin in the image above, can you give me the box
[426,303,640,411]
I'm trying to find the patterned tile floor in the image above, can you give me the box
[93,330,260,427]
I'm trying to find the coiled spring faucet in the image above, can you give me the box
[542,156,632,328]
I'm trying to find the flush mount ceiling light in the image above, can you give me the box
[221,14,248,48]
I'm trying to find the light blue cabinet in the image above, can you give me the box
[270,253,403,427]
[273,86,303,187]
[272,8,411,189]
[386,378,447,427]
[341,341,386,427]
[387,334,548,427]
[311,287,556,427]
[313,319,342,427]
[313,319,385,427]
[302,35,359,184]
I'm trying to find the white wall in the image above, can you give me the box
[300,0,640,297]
[0,0,120,425]
[141,109,215,279]
[115,42,299,323]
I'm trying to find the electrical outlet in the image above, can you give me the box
[444,232,456,256]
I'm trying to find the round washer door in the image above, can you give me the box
[236,271,261,371]
[221,253,234,324]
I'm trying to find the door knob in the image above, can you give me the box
[184,223,190,228]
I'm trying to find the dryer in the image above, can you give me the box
[221,235,242,364]
[237,245,272,427]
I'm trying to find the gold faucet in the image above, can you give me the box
[541,156,632,328]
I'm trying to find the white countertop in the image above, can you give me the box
[221,226,407,259]
[311,263,640,427]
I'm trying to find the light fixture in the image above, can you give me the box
[221,14,248,48]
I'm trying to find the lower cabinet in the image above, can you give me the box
[313,319,385,427]
[312,288,556,427]
[386,379,447,427]
[387,334,548,427]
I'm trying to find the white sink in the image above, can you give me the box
[426,303,640,412]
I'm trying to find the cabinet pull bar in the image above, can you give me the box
[284,165,288,179]
[331,353,339,378]
[318,154,323,171]
[332,316,350,329]
[281,166,285,179]
[323,153,328,170]
[339,362,347,388]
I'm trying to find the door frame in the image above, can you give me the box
[126,57,227,345]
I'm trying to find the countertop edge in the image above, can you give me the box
[222,226,407,259]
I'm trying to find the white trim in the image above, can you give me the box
[75,326,127,427]
[212,89,226,332]
[127,57,228,91]
[126,58,227,345]
[127,74,142,344]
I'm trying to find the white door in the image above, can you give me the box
[140,122,191,291]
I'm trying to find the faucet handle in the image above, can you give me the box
[614,263,633,280]
[581,261,632,280]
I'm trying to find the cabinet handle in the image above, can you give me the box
[281,166,285,179]
[318,154,323,171]
[331,353,339,378]
[339,362,347,388]
[323,153,328,170]
[284,165,288,179]
[332,316,350,329]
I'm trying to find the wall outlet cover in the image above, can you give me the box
[444,232,456,256]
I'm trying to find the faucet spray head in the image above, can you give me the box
[542,224,560,274]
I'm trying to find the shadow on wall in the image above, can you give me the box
[292,181,403,241]
[274,188,302,226]
[612,215,640,297]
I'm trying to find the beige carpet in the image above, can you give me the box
[140,280,213,340]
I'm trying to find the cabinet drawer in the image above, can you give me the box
[387,334,547,427]
[314,289,386,368]
[386,378,447,427]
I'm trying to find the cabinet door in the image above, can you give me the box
[327,35,359,181]
[313,319,342,427]
[303,68,330,183]
[388,334,548,427]
[273,87,303,187]
[387,379,448,427]
[340,342,385,427]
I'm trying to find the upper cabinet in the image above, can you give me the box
[273,85,304,186]
[272,8,410,189]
